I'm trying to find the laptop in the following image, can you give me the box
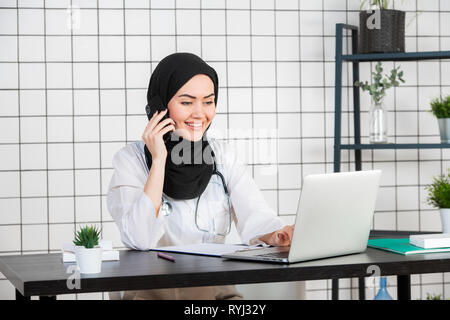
[222,170,381,263]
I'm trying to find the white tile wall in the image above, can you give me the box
[0,0,449,300]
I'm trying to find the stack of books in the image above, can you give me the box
[368,234,450,255]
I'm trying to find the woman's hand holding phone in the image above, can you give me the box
[142,109,175,162]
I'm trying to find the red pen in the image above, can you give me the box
[157,251,176,262]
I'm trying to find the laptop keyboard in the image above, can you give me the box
[257,251,289,259]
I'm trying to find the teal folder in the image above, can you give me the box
[368,238,450,255]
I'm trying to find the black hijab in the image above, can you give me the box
[144,53,219,200]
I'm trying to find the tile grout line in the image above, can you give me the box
[273,0,279,219]
[247,0,255,179]
[16,0,23,255]
[44,0,49,254]
[438,0,445,298]
[73,0,78,301]
[414,0,423,300]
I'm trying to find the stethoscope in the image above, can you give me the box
[159,151,232,236]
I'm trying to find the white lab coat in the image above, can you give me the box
[106,137,286,299]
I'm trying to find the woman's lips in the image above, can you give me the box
[185,122,203,131]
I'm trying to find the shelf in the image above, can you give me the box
[332,23,447,300]
[339,143,450,150]
[342,50,450,62]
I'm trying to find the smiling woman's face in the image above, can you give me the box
[167,74,216,142]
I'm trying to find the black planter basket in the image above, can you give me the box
[359,9,405,53]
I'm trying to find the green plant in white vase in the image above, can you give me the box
[354,62,405,143]
[73,225,103,274]
[426,172,450,234]
[430,95,450,144]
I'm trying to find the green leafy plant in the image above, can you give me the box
[430,95,450,119]
[360,0,414,10]
[73,225,101,249]
[354,62,405,105]
[426,171,450,209]
[360,0,420,26]
[426,293,443,300]
[360,0,390,10]
[416,293,450,300]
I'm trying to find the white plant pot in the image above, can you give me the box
[440,208,450,234]
[437,118,450,144]
[75,246,103,274]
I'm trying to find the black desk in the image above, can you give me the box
[0,230,448,300]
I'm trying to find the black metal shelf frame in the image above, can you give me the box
[340,143,450,150]
[332,23,450,301]
[334,23,450,173]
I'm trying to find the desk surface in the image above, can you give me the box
[1,230,449,297]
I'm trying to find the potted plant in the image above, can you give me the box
[426,172,450,234]
[354,61,405,143]
[430,95,450,144]
[426,293,444,300]
[73,225,103,274]
[359,0,405,53]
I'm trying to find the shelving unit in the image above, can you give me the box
[334,23,450,173]
[333,23,450,300]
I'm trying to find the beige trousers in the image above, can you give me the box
[120,285,243,300]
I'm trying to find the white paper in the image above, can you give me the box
[61,240,120,262]
[410,233,450,249]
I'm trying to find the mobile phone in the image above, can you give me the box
[146,96,172,143]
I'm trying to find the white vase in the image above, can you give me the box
[75,246,103,274]
[369,98,388,144]
[440,209,450,234]
[437,118,450,144]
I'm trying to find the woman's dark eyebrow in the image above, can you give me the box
[178,94,196,99]
[178,93,215,99]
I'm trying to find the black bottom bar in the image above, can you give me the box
[397,275,411,300]
[358,277,365,300]
[15,289,30,300]
[331,279,339,300]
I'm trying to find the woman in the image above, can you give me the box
[107,53,294,300]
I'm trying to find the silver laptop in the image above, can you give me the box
[222,170,381,263]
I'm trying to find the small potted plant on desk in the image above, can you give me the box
[73,225,103,274]
[426,172,450,234]
[430,95,450,144]
[354,61,405,144]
